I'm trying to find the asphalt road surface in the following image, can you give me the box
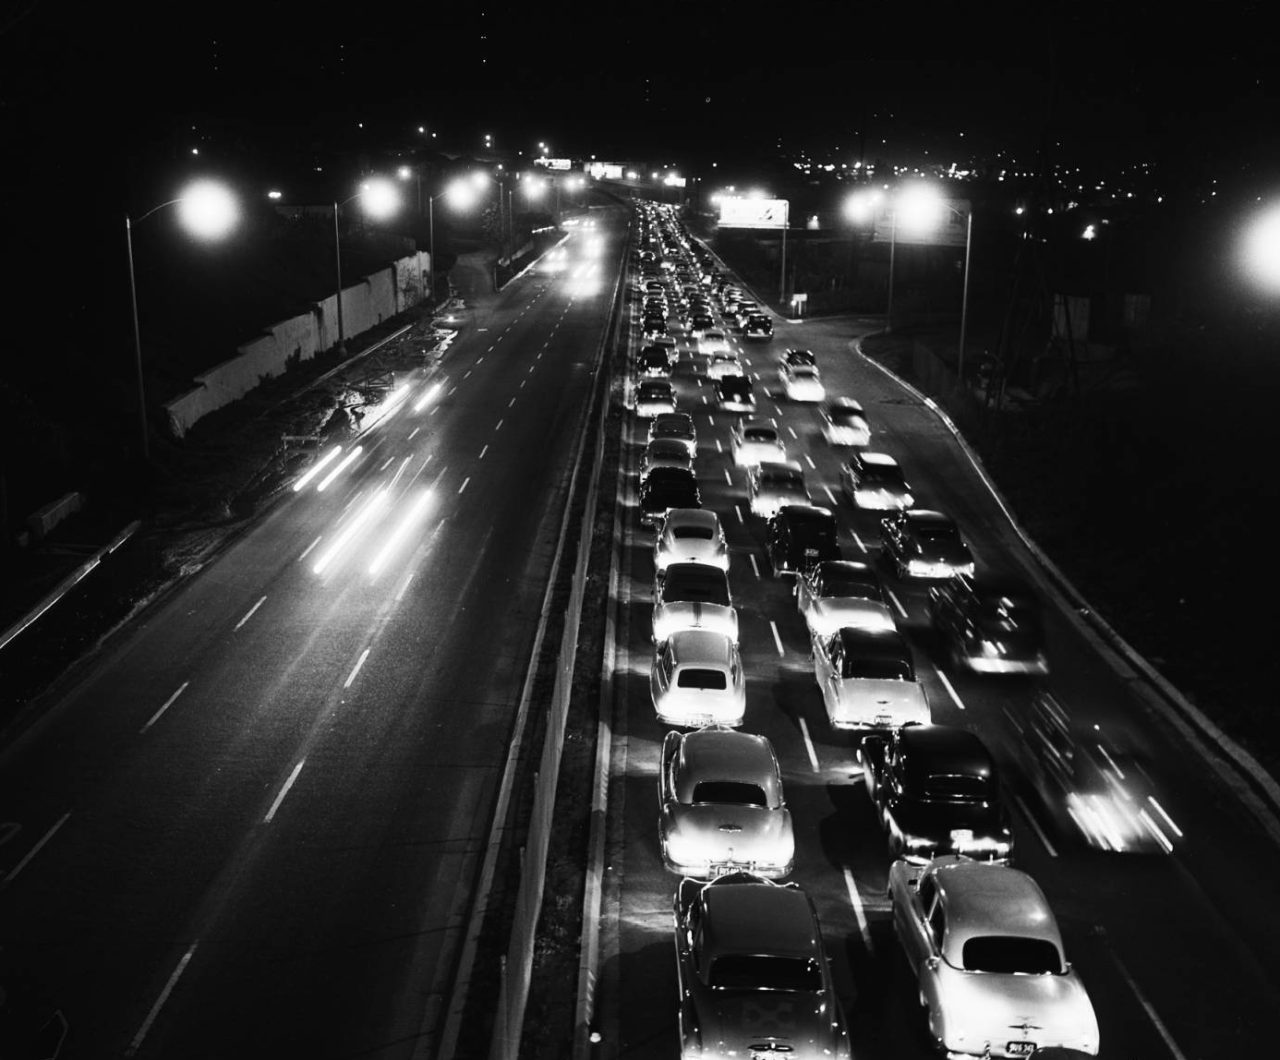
[0,211,623,1058]
[595,239,1280,1060]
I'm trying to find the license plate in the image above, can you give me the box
[683,714,714,727]
[804,548,819,558]
[1006,1043,1036,1057]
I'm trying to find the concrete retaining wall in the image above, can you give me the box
[164,251,429,437]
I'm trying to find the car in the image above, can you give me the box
[704,352,743,380]
[880,510,975,580]
[859,724,1014,862]
[634,379,677,418]
[637,345,672,378]
[639,467,701,528]
[653,562,738,644]
[654,508,729,572]
[743,313,773,340]
[820,398,871,447]
[1015,693,1181,854]
[733,303,760,328]
[659,728,794,878]
[781,347,817,368]
[673,874,852,1060]
[841,451,915,510]
[796,559,896,636]
[652,334,679,363]
[651,630,746,728]
[640,437,695,482]
[810,626,931,730]
[644,280,666,297]
[778,363,826,402]
[687,313,716,339]
[714,375,755,413]
[888,857,1100,1058]
[730,418,786,467]
[648,412,697,457]
[747,461,809,519]
[697,328,730,356]
[765,505,840,578]
[929,574,1048,675]
[643,316,668,340]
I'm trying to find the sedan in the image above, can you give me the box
[714,375,755,413]
[811,627,931,730]
[654,508,729,573]
[698,328,730,356]
[820,398,871,447]
[841,451,915,511]
[730,418,787,467]
[651,630,746,729]
[634,379,677,418]
[653,562,738,644]
[781,347,817,368]
[889,857,1100,1057]
[687,313,715,339]
[705,352,743,380]
[743,314,773,340]
[674,874,852,1060]
[640,437,695,483]
[778,363,826,402]
[648,412,697,457]
[880,510,975,580]
[747,461,809,519]
[639,467,700,528]
[659,727,794,878]
[796,560,896,637]
[637,346,671,378]
[929,574,1048,675]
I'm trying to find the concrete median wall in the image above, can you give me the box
[164,251,429,437]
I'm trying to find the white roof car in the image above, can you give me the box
[811,627,930,730]
[641,438,695,482]
[730,418,786,468]
[634,379,677,418]
[698,328,730,356]
[659,728,794,878]
[747,461,809,519]
[820,398,871,447]
[796,560,896,638]
[653,562,738,644]
[705,352,742,380]
[840,451,915,511]
[648,412,697,457]
[654,509,728,572]
[778,363,826,403]
[651,630,746,729]
[889,857,1100,1058]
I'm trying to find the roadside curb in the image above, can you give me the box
[851,334,1280,843]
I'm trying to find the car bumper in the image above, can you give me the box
[964,654,1049,675]
[852,490,914,510]
[905,559,975,579]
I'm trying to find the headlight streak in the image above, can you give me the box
[317,446,364,492]
[361,384,413,431]
[312,488,389,574]
[293,445,343,491]
[369,491,434,576]
[414,381,444,412]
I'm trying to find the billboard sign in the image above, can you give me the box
[587,162,624,180]
[872,199,970,246]
[718,197,788,229]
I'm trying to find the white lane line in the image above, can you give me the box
[843,868,876,954]
[407,427,420,441]
[520,379,526,389]
[536,352,542,361]
[528,365,535,374]
[887,589,908,619]
[264,759,306,823]
[804,454,816,469]
[706,414,715,426]
[1108,941,1190,1060]
[479,444,489,460]
[769,620,785,657]
[299,536,322,562]
[824,485,838,505]
[477,356,485,364]
[396,571,416,602]
[140,682,190,735]
[495,419,504,431]
[379,456,395,471]
[701,394,707,404]
[430,405,440,416]
[798,717,821,773]
[749,554,761,580]
[787,426,798,439]
[936,670,966,710]
[753,371,761,381]
[852,532,867,554]
[463,369,472,379]
[1013,794,1059,858]
[508,397,517,408]
[234,595,268,632]
[715,439,723,453]
[126,943,198,1056]
[344,649,371,689]
[458,476,471,494]
[735,504,745,524]
[3,811,71,882]
[495,335,503,343]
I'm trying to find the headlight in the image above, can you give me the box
[979,639,1003,657]
[664,828,701,871]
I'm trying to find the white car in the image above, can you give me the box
[653,562,738,644]
[704,352,742,380]
[889,857,1100,1058]
[778,363,826,402]
[841,451,915,510]
[659,727,794,878]
[651,630,746,728]
[654,509,729,572]
[820,398,872,446]
[634,379,677,418]
[730,418,786,468]
[697,328,730,356]
[796,560,896,638]
[640,438,695,483]
[811,627,930,730]
[747,461,809,519]
[648,412,697,457]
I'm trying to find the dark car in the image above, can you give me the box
[743,314,773,340]
[765,505,840,578]
[781,348,817,368]
[638,346,672,378]
[715,375,755,413]
[879,510,974,580]
[859,723,1014,862]
[640,467,701,527]
[929,574,1048,675]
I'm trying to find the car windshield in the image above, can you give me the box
[863,467,905,487]
[691,781,768,806]
[665,571,730,605]
[743,429,777,443]
[822,570,880,598]
[831,410,866,426]
[645,479,698,505]
[709,955,823,993]
[761,471,805,490]
[920,774,993,801]
[673,526,715,540]
[639,384,670,397]
[791,367,818,380]
[916,524,961,543]
[677,668,727,690]
[962,936,1063,975]
[842,657,913,680]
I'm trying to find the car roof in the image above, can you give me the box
[664,508,719,532]
[816,559,875,582]
[668,628,737,666]
[929,859,1063,952]
[904,510,955,527]
[858,452,898,467]
[652,412,693,428]
[702,878,820,960]
[644,466,697,485]
[676,729,781,803]
[776,504,834,525]
[739,417,777,431]
[835,626,911,661]
[897,724,995,779]
[757,460,805,474]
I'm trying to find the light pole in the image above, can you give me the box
[779,199,791,304]
[427,178,480,304]
[332,177,401,351]
[126,179,239,461]
[398,165,423,216]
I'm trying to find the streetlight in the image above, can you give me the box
[332,177,401,351]
[397,165,422,216]
[126,179,239,460]
[427,178,479,303]
[1241,203,1280,292]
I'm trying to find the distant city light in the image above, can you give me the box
[1082,224,1097,240]
[267,190,282,200]
[398,166,412,180]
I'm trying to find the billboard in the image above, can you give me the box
[872,199,970,246]
[718,197,788,229]
[587,162,624,180]
[535,157,572,170]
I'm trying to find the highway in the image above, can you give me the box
[595,230,1280,1059]
[0,212,623,1058]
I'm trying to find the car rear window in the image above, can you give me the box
[922,774,992,801]
[673,526,714,540]
[842,658,913,680]
[821,570,879,598]
[666,572,730,606]
[709,955,822,992]
[677,668,727,690]
[762,471,805,489]
[743,429,776,443]
[962,936,1062,975]
[691,781,767,806]
[916,524,961,543]
[863,467,905,487]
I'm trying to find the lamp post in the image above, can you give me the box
[125,179,239,461]
[333,177,400,352]
[779,198,791,304]
[427,178,479,304]
[398,165,423,216]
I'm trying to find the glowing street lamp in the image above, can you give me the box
[427,178,479,303]
[398,165,423,215]
[333,179,401,350]
[126,179,239,460]
[1241,204,1280,292]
